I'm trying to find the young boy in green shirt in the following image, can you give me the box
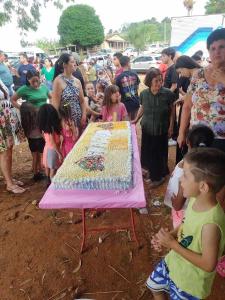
[147,148,225,299]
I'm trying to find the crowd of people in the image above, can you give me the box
[0,28,225,300]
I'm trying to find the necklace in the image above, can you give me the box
[63,73,73,80]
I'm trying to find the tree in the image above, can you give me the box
[183,0,195,16]
[36,38,60,53]
[125,22,161,51]
[205,0,225,14]
[0,0,74,32]
[58,5,104,48]
[161,17,171,43]
[121,18,171,50]
[107,29,113,35]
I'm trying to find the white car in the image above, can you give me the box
[87,54,108,67]
[130,55,161,73]
[123,47,138,58]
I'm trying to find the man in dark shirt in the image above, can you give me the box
[116,56,140,120]
[162,47,180,140]
[160,47,180,172]
[15,53,36,87]
[161,47,179,98]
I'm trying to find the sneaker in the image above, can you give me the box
[168,138,177,146]
[138,208,148,214]
[149,177,166,188]
[144,178,152,184]
[142,168,149,177]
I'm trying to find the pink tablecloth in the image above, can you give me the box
[39,125,146,209]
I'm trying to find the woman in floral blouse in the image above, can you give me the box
[178,28,225,152]
[0,80,25,193]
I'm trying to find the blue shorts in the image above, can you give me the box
[146,260,199,300]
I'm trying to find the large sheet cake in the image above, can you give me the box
[52,121,133,190]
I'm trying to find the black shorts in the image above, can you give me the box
[28,138,45,153]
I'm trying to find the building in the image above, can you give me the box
[102,32,130,52]
[170,14,225,57]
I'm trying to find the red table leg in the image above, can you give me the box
[80,208,139,252]
[80,209,86,253]
[130,208,139,246]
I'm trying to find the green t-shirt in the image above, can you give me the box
[17,84,49,107]
[165,197,225,298]
[41,67,55,81]
[140,87,175,135]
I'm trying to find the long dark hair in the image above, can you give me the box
[53,53,72,80]
[175,55,201,70]
[26,70,40,86]
[58,103,73,125]
[103,85,119,111]
[45,57,53,67]
[37,104,61,134]
[20,102,38,137]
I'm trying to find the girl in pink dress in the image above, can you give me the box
[38,104,62,184]
[59,104,79,158]
[101,85,128,122]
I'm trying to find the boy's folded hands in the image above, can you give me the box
[151,228,177,252]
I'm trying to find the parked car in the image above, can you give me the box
[130,55,161,73]
[123,47,139,58]
[98,49,114,58]
[88,54,108,65]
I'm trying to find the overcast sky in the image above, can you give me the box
[0,0,208,49]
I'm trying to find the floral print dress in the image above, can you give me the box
[0,104,13,152]
[0,81,25,153]
[188,68,225,139]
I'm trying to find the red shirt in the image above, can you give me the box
[115,67,123,79]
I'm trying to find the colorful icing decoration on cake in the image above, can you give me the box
[52,121,133,190]
[76,155,105,172]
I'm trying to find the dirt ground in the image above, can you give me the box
[0,128,224,300]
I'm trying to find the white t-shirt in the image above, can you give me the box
[164,161,185,209]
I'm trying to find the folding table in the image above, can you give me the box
[39,126,146,252]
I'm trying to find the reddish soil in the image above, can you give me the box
[0,133,224,300]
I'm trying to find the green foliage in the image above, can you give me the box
[0,0,74,32]
[122,18,171,51]
[205,0,225,14]
[36,38,60,53]
[58,4,104,48]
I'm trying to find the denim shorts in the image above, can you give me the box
[146,259,199,300]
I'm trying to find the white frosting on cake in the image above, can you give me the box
[52,121,133,190]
